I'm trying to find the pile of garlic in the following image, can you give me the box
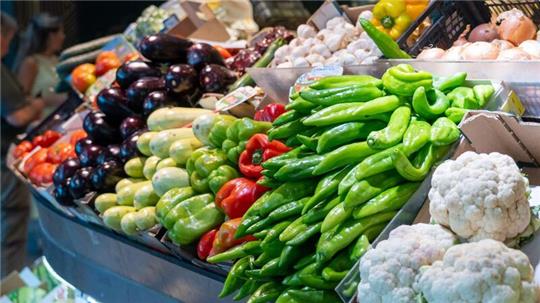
[272,13,382,68]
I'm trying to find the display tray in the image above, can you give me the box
[33,187,234,303]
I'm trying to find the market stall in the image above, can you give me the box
[4,1,540,302]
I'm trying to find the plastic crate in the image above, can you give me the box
[251,0,311,29]
[398,0,540,56]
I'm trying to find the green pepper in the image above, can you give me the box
[273,110,302,127]
[273,155,323,181]
[155,187,195,225]
[303,95,402,127]
[253,229,268,239]
[381,64,433,96]
[447,86,478,109]
[310,75,383,90]
[300,85,354,101]
[296,135,318,151]
[298,264,337,290]
[303,166,351,214]
[260,257,289,276]
[235,215,262,239]
[316,121,386,154]
[268,198,307,222]
[288,288,341,303]
[279,217,306,242]
[261,238,286,258]
[353,182,420,219]
[268,120,309,141]
[285,97,318,114]
[412,87,450,120]
[233,279,263,301]
[294,253,317,270]
[363,222,387,242]
[262,221,291,247]
[321,247,354,282]
[257,180,315,216]
[262,146,310,171]
[392,143,435,181]
[303,196,342,224]
[286,222,322,246]
[302,86,385,106]
[222,118,272,163]
[402,118,431,154]
[245,217,273,235]
[367,106,411,149]
[343,170,403,209]
[186,148,230,193]
[206,240,261,263]
[219,256,252,298]
[445,107,467,123]
[208,115,237,148]
[351,235,370,260]
[207,165,239,194]
[473,84,495,108]
[317,211,398,262]
[254,251,273,267]
[433,72,467,92]
[283,272,303,286]
[279,245,304,268]
[163,193,213,230]
[321,202,352,233]
[285,136,301,147]
[256,176,281,188]
[247,281,285,303]
[430,117,460,146]
[359,18,411,59]
[313,142,378,175]
[275,290,302,303]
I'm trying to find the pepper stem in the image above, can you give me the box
[252,149,263,165]
[381,16,395,29]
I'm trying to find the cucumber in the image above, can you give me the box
[156,157,177,170]
[117,181,151,206]
[103,206,136,231]
[124,157,146,178]
[133,182,160,209]
[137,131,158,156]
[56,49,101,77]
[143,156,161,180]
[59,34,120,61]
[95,193,117,214]
[115,178,144,193]
[149,128,194,158]
[120,212,139,235]
[147,107,213,131]
[170,138,203,165]
[152,167,189,197]
[134,207,157,231]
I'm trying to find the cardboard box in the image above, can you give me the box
[0,268,44,296]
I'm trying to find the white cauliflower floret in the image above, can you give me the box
[429,151,531,242]
[414,239,540,303]
[358,224,457,303]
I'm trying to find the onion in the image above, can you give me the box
[497,48,531,60]
[497,8,537,45]
[490,39,514,51]
[453,25,471,46]
[469,23,499,42]
[519,40,540,58]
[441,45,468,60]
[417,48,445,60]
[461,41,499,60]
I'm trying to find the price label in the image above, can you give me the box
[501,90,525,116]
[215,86,260,112]
[294,65,344,93]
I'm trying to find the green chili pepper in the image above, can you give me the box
[257,180,315,216]
[261,238,286,258]
[316,121,386,154]
[402,118,431,154]
[317,211,398,262]
[285,97,318,114]
[303,166,351,214]
[303,95,402,127]
[321,202,352,233]
[303,86,385,106]
[321,246,356,281]
[283,272,303,287]
[353,182,420,219]
[367,106,411,149]
[286,222,322,246]
[256,176,280,188]
[245,217,272,235]
[351,235,370,260]
[285,136,301,147]
[275,290,302,303]
[244,269,263,279]
[288,289,341,303]
[473,84,495,108]
[268,198,307,222]
[363,222,387,242]
[254,252,273,267]
[382,64,433,96]
[243,240,263,255]
[313,142,378,175]
[207,241,259,263]
[343,170,403,209]
[445,107,467,123]
[433,72,467,92]
[310,75,383,89]
[219,256,252,298]
[294,253,317,270]
[273,110,302,127]
[392,143,436,181]
[260,258,289,276]
[253,229,268,239]
[296,135,318,151]
[430,117,460,146]
[448,86,478,109]
[300,85,358,100]
[235,215,262,239]
[247,281,285,303]
[342,279,359,298]
[303,196,341,224]
[279,217,306,242]
[412,87,450,120]
[268,120,309,141]
[262,221,291,246]
[262,146,310,171]
[274,155,323,181]
[359,18,411,59]
[233,279,263,301]
[298,264,337,290]
[278,245,304,268]
[244,191,271,217]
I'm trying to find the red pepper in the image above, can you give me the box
[209,218,256,257]
[254,103,286,122]
[215,177,268,219]
[239,134,290,179]
[197,228,218,260]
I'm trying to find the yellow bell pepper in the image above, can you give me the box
[406,0,429,20]
[372,0,412,40]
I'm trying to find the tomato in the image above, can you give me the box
[95,57,121,76]
[47,143,75,164]
[69,130,87,146]
[32,135,45,147]
[96,51,118,64]
[71,63,96,92]
[13,140,34,158]
[42,130,61,147]
[214,46,232,59]
[23,148,48,175]
[29,163,57,186]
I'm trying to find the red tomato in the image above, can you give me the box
[214,46,232,59]
[96,51,118,64]
[23,148,48,175]
[47,143,75,164]
[32,135,45,147]
[29,163,57,186]
[95,57,121,76]
[13,140,34,158]
[71,63,96,93]
[69,130,87,146]
[42,130,61,147]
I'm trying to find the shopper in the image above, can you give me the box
[1,12,45,278]
[15,13,66,119]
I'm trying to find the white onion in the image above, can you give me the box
[461,41,499,60]
[497,48,531,60]
[490,39,514,51]
[417,48,445,60]
[441,45,467,60]
[519,40,540,58]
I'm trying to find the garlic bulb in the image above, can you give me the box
[519,40,540,58]
[297,24,316,39]
[497,47,531,60]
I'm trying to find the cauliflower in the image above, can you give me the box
[429,152,531,243]
[415,239,540,303]
[357,224,457,303]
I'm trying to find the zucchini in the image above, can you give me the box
[56,49,101,77]
[147,107,213,131]
[59,33,120,61]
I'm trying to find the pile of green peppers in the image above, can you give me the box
[186,147,239,194]
[207,64,494,302]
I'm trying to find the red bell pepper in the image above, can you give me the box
[215,177,268,219]
[254,103,286,122]
[197,228,218,260]
[209,218,256,257]
[239,134,290,179]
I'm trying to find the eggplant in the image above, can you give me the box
[90,160,125,192]
[119,129,145,160]
[83,111,120,145]
[55,177,74,206]
[186,43,225,71]
[126,77,165,113]
[120,116,146,140]
[96,144,121,165]
[78,144,105,167]
[199,64,237,93]
[139,34,192,63]
[165,64,198,96]
[53,158,81,186]
[143,91,175,116]
[68,167,94,199]
[96,88,134,124]
[116,60,161,89]
[75,138,93,156]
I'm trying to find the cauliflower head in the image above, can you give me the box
[415,239,539,303]
[357,224,457,303]
[429,151,531,242]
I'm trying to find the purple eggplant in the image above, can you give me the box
[116,60,161,89]
[143,91,176,116]
[78,144,105,167]
[120,116,146,139]
[55,177,74,206]
[83,111,120,145]
[186,43,225,71]
[75,138,93,156]
[119,130,145,161]
[96,144,121,165]
[96,88,134,124]
[68,167,94,199]
[126,77,165,113]
[90,160,125,192]
[165,64,198,96]
[199,64,237,93]
[53,158,81,186]
[139,34,192,63]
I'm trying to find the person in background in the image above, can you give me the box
[15,13,66,119]
[1,12,45,277]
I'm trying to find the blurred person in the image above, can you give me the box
[15,13,66,119]
[1,12,45,277]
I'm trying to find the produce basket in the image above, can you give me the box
[397,0,540,56]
